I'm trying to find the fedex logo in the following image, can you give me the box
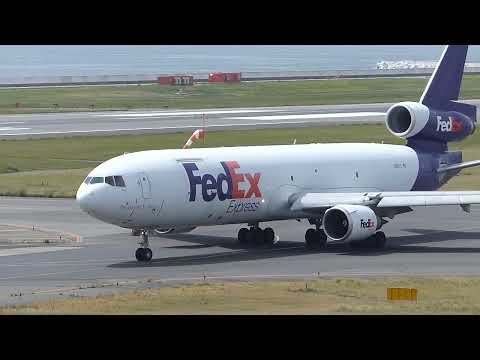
[436,116,463,133]
[183,161,262,202]
[360,219,375,229]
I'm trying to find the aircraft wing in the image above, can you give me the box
[290,191,480,213]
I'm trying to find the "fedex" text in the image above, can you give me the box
[183,161,262,202]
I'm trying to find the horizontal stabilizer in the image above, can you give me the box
[437,159,480,173]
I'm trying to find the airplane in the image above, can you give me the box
[76,45,480,262]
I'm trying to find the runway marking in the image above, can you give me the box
[0,127,30,131]
[0,122,25,125]
[94,109,283,117]
[0,246,82,257]
[230,112,386,121]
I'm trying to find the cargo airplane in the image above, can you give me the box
[77,45,480,262]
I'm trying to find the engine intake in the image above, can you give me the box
[323,205,379,242]
[386,102,430,139]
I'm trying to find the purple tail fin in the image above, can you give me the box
[419,45,476,121]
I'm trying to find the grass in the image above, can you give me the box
[1,75,480,113]
[0,123,478,198]
[4,277,480,314]
[0,168,90,198]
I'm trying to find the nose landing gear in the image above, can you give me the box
[135,230,153,262]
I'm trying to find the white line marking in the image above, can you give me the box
[95,109,283,117]
[0,122,25,125]
[0,246,82,257]
[230,112,385,121]
[0,127,30,131]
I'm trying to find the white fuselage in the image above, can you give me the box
[76,143,420,229]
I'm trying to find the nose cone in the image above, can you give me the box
[76,183,94,213]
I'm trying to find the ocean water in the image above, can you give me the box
[0,45,479,77]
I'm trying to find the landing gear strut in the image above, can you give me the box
[237,225,276,246]
[135,230,153,262]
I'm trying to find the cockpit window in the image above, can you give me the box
[105,176,115,186]
[84,176,92,184]
[114,176,126,187]
[90,177,104,184]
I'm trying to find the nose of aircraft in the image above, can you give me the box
[76,183,94,213]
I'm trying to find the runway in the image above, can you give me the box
[0,104,395,139]
[1,197,480,306]
[0,100,477,139]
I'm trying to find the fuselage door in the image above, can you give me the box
[137,172,152,199]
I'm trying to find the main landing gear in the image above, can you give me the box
[350,231,387,250]
[305,228,327,249]
[304,218,327,250]
[238,225,276,246]
[135,230,153,262]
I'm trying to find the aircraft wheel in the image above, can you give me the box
[306,229,327,249]
[238,227,249,244]
[143,248,153,261]
[374,231,387,249]
[135,248,153,262]
[305,228,317,249]
[252,227,264,244]
[316,229,327,248]
[135,248,144,261]
[264,227,275,245]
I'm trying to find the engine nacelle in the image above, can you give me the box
[386,101,475,143]
[323,205,380,242]
[153,226,196,235]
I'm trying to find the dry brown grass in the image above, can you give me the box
[4,277,480,314]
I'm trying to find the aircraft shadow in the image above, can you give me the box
[108,229,480,268]
[347,229,480,257]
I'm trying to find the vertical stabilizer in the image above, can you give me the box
[420,46,469,109]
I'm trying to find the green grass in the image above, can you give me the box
[2,75,480,113]
[0,168,90,198]
[4,277,480,314]
[0,123,478,198]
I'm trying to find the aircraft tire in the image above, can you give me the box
[305,228,317,249]
[374,231,387,249]
[264,227,275,245]
[143,248,153,261]
[135,248,153,262]
[252,228,264,244]
[238,228,249,244]
[135,248,144,261]
[316,229,327,248]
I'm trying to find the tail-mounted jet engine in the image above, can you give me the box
[386,101,475,143]
[322,205,381,242]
